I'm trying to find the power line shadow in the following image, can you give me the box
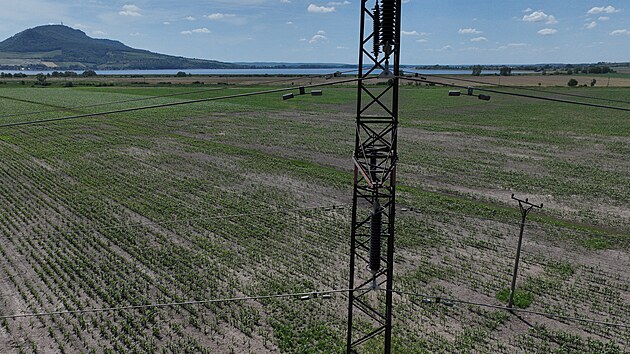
[513,312,563,348]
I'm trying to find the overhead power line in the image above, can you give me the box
[0,288,356,320]
[387,289,630,329]
[405,70,630,106]
[0,77,368,128]
[401,76,630,112]
[0,87,224,119]
[0,69,358,120]
[400,206,517,225]
[5,203,349,241]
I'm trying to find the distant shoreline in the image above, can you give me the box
[1,71,629,87]
[0,68,538,76]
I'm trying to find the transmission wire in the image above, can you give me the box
[400,76,630,112]
[4,203,350,242]
[386,289,630,329]
[405,70,630,105]
[0,69,358,120]
[0,288,357,320]
[0,77,367,128]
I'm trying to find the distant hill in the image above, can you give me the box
[0,25,240,70]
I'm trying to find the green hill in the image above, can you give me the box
[0,25,240,70]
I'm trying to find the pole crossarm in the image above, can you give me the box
[511,194,544,216]
[347,1,401,352]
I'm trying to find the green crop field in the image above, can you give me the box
[0,79,628,353]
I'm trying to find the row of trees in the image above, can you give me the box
[50,70,98,77]
[471,65,512,76]
[472,65,615,76]
[33,70,96,86]
[0,70,97,78]
[579,66,614,74]
[0,72,27,78]
[568,78,597,87]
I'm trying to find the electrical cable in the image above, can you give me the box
[404,70,630,106]
[4,203,350,241]
[402,205,625,244]
[0,69,359,120]
[0,77,369,128]
[0,87,225,119]
[400,76,630,112]
[400,206,516,225]
[386,289,630,329]
[0,288,357,320]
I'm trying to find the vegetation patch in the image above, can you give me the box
[496,288,534,309]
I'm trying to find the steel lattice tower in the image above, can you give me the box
[346,0,401,352]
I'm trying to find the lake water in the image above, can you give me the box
[0,68,535,76]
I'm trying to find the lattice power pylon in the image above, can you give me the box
[346,0,401,352]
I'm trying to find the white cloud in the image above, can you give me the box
[73,23,88,29]
[163,21,171,25]
[185,16,196,21]
[523,8,533,13]
[92,30,107,36]
[599,16,610,21]
[181,28,210,35]
[280,0,291,3]
[308,4,336,13]
[587,6,620,15]
[610,29,630,35]
[496,43,529,50]
[309,30,328,43]
[286,21,293,25]
[585,21,597,29]
[119,4,141,17]
[416,38,428,43]
[458,28,482,35]
[538,28,558,36]
[523,11,558,25]
[207,13,236,20]
[427,45,453,52]
[206,13,245,25]
[402,30,422,36]
[129,32,141,36]
[470,36,487,42]
[328,1,350,5]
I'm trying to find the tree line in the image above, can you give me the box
[471,65,615,76]
[0,70,97,78]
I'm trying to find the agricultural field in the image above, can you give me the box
[0,77,628,353]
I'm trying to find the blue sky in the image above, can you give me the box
[0,0,628,64]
